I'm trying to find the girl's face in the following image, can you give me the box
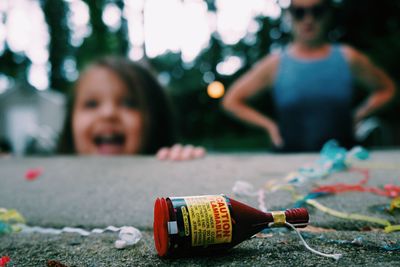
[72,66,144,155]
[290,0,330,44]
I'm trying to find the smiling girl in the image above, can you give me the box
[58,56,205,160]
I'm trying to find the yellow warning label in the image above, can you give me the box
[184,195,232,247]
[181,206,190,236]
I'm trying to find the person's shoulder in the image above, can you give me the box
[256,50,281,70]
[340,44,368,65]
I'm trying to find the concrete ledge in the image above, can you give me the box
[1,152,399,230]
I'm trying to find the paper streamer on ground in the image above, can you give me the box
[19,224,142,249]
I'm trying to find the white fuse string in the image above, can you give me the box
[283,222,342,261]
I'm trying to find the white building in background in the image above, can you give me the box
[0,83,66,155]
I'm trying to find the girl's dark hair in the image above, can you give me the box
[58,56,177,154]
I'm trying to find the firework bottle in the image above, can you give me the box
[154,194,309,257]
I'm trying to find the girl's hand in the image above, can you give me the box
[156,144,206,161]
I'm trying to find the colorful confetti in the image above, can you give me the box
[0,256,10,267]
[25,167,43,181]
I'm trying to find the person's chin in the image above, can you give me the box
[303,35,319,44]
[95,144,125,155]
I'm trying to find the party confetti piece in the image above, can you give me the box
[25,168,43,181]
[389,197,400,212]
[0,208,26,224]
[0,256,10,267]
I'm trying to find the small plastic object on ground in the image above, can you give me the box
[284,140,369,187]
[25,167,43,181]
[348,146,369,160]
[300,140,367,177]
[114,226,142,249]
[319,140,348,171]
[0,256,10,267]
[47,260,69,267]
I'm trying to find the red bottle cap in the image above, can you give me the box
[153,198,170,257]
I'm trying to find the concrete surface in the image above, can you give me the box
[1,231,400,266]
[1,152,400,266]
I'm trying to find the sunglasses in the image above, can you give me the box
[289,4,328,21]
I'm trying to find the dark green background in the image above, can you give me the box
[1,0,399,150]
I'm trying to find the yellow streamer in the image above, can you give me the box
[260,161,400,233]
[0,208,26,224]
[267,186,400,232]
[384,225,400,233]
[305,199,391,227]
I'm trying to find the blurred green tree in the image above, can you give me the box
[0,0,399,149]
[42,0,71,91]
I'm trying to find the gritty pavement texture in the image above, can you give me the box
[1,231,400,266]
[1,152,400,266]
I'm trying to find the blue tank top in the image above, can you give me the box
[273,44,354,151]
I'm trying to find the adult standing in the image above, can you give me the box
[223,0,395,151]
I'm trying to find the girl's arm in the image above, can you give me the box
[222,53,283,147]
[343,46,396,123]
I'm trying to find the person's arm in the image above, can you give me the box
[343,46,396,123]
[222,53,283,146]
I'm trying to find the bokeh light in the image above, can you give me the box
[216,56,244,76]
[143,0,210,62]
[124,0,145,61]
[4,0,50,90]
[62,57,79,82]
[102,2,121,32]
[66,0,91,47]
[28,64,49,90]
[1,0,284,70]
[0,22,5,56]
[207,81,225,99]
[215,0,282,45]
[124,0,282,62]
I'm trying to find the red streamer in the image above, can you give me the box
[312,168,400,198]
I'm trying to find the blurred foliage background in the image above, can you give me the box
[0,0,399,152]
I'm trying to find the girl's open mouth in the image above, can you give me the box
[93,133,126,154]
